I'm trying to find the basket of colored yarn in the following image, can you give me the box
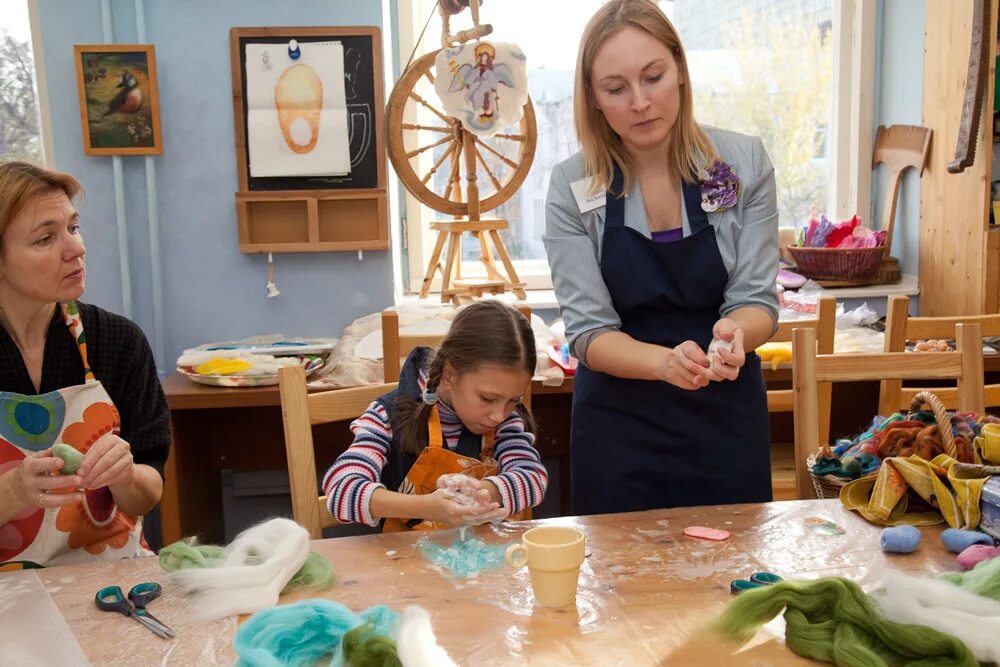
[806,444,862,499]
[806,391,956,499]
[787,245,886,281]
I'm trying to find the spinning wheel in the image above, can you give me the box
[385,0,537,302]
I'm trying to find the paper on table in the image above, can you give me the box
[245,41,351,178]
[0,570,90,666]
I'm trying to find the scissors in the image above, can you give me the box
[94,582,175,639]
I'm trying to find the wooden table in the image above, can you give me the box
[7,500,959,665]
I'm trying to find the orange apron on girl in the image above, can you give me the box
[383,404,527,532]
[0,302,151,569]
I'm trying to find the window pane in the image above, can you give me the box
[674,0,834,227]
[0,2,43,162]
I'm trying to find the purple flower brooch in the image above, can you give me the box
[698,160,741,213]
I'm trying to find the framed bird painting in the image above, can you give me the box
[73,44,163,156]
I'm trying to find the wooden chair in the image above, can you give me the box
[766,296,836,499]
[879,295,1000,415]
[381,304,533,409]
[792,322,985,499]
[278,364,398,539]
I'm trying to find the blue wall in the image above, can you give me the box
[35,0,394,369]
[873,0,925,276]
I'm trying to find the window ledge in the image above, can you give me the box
[398,289,561,311]
[812,273,919,299]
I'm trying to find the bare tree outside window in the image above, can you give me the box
[0,26,43,162]
[678,0,834,227]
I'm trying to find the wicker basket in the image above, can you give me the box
[806,391,955,499]
[787,245,886,281]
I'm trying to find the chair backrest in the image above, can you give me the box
[381,304,533,408]
[879,295,1000,414]
[767,295,837,411]
[278,364,398,539]
[792,322,984,499]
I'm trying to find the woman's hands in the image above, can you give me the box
[11,449,83,509]
[76,433,135,491]
[658,318,746,389]
[659,341,714,390]
[708,318,746,382]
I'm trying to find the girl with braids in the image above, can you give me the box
[322,301,548,531]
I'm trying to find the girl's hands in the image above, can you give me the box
[420,488,504,526]
[660,341,714,390]
[13,449,84,509]
[708,318,746,381]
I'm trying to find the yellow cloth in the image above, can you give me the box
[840,453,991,529]
[195,358,253,375]
[977,423,1000,465]
[755,341,793,371]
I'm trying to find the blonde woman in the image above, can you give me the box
[544,0,779,515]
[0,161,169,567]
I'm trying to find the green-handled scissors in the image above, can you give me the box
[95,582,175,639]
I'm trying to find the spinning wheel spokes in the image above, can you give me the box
[386,50,536,218]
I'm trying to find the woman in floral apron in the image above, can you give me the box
[0,161,170,568]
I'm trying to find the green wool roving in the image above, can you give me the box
[714,577,976,667]
[342,620,403,667]
[939,552,1000,601]
[159,538,334,593]
[52,443,83,475]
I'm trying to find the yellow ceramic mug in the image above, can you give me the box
[505,526,586,607]
[980,423,1000,464]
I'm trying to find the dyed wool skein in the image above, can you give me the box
[165,518,313,622]
[876,566,1000,664]
[714,576,977,666]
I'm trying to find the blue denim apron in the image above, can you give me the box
[570,168,772,515]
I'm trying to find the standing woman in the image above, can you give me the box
[544,0,779,515]
[0,161,169,567]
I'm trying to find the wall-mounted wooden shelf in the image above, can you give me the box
[230,26,387,254]
[235,189,388,253]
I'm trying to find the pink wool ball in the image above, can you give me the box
[956,544,1000,570]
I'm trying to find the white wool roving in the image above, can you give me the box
[874,566,1000,663]
[168,518,310,622]
[393,606,458,667]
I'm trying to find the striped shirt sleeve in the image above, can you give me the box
[321,400,392,527]
[483,414,549,515]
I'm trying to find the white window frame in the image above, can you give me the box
[394,0,875,295]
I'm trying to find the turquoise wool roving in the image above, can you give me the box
[234,600,398,667]
[880,526,921,554]
[714,577,977,666]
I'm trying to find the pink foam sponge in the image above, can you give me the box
[683,526,731,541]
[956,544,1000,570]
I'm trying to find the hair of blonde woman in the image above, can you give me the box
[574,0,717,194]
[0,160,82,251]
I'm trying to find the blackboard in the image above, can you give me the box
[230,27,384,192]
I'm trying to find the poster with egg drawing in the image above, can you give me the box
[244,41,351,177]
